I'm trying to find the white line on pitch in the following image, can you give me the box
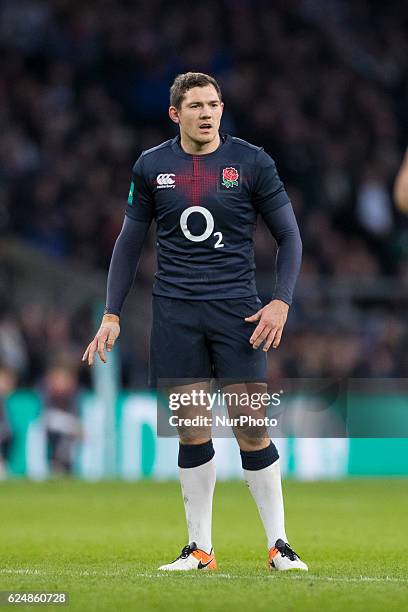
[0,569,407,584]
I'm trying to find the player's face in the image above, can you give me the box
[170,85,224,145]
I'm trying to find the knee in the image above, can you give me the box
[179,433,211,445]
[234,431,270,452]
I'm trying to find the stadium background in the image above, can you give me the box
[1,0,408,480]
[1,3,408,611]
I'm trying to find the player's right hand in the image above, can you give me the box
[82,314,120,365]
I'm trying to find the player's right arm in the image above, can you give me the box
[394,148,408,214]
[82,155,154,365]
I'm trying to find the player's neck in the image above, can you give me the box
[179,132,221,155]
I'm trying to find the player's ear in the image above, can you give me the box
[169,106,180,124]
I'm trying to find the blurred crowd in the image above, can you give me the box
[0,362,81,475]
[1,0,408,403]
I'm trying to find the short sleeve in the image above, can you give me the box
[125,155,155,222]
[252,149,290,218]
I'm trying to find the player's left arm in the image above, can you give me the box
[247,150,302,351]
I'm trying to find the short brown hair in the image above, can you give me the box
[170,72,222,110]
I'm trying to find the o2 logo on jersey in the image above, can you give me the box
[180,207,224,249]
[157,173,176,189]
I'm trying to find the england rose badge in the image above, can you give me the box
[222,167,239,188]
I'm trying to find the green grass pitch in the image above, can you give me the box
[0,479,407,611]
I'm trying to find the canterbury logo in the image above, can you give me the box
[157,173,176,188]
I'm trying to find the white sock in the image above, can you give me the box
[243,459,288,549]
[179,456,216,554]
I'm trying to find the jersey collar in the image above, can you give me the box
[171,133,231,159]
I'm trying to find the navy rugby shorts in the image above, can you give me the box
[149,295,267,387]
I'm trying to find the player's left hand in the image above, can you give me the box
[245,299,289,351]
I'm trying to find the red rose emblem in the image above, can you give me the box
[223,167,239,182]
[222,167,239,188]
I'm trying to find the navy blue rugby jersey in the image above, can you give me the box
[125,133,290,300]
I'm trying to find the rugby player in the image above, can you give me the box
[83,72,307,572]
